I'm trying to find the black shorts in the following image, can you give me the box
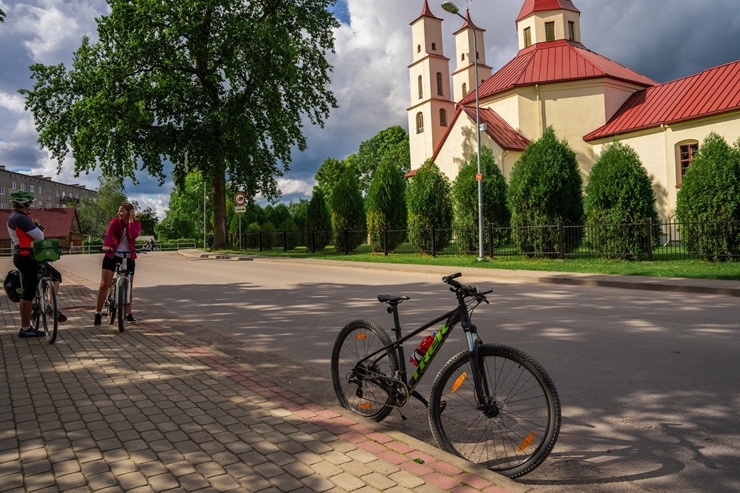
[11,255,61,301]
[102,255,136,276]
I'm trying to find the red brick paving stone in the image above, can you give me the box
[377,449,408,465]
[386,440,416,454]
[399,458,434,476]
[429,458,464,476]
[357,440,387,454]
[458,472,491,490]
[452,484,483,493]
[425,471,463,490]
[339,430,368,444]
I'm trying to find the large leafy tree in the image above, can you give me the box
[314,156,354,210]
[156,170,208,241]
[366,149,407,251]
[304,187,332,251]
[407,161,453,252]
[331,167,365,252]
[135,208,159,236]
[354,126,410,193]
[21,0,338,250]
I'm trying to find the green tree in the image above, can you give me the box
[407,161,453,252]
[676,133,740,260]
[305,187,332,251]
[315,157,352,210]
[156,170,208,241]
[355,126,410,193]
[269,203,291,227]
[0,8,5,22]
[366,150,407,251]
[331,168,366,252]
[585,141,660,259]
[508,127,584,256]
[21,0,338,250]
[135,208,159,236]
[77,175,128,237]
[452,146,510,253]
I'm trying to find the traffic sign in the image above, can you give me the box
[235,205,246,213]
[234,192,246,206]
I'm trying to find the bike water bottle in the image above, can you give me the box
[410,332,436,366]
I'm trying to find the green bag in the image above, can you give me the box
[32,239,61,262]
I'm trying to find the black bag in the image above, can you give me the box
[4,269,22,303]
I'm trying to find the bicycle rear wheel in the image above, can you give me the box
[117,277,128,332]
[331,320,399,422]
[39,278,58,344]
[106,285,116,325]
[428,344,560,478]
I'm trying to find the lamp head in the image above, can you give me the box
[441,2,459,15]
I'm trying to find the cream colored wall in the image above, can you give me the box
[516,11,581,48]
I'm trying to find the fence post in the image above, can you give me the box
[383,228,388,256]
[646,218,653,261]
[310,230,315,253]
[488,223,494,257]
[431,227,437,257]
[344,229,350,254]
[558,222,565,260]
[282,230,287,252]
[258,231,263,252]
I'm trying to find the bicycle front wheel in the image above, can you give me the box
[331,320,399,422]
[117,277,128,332]
[39,278,58,344]
[107,285,116,325]
[428,344,560,478]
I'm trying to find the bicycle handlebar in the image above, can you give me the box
[442,273,491,303]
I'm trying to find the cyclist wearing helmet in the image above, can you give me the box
[7,190,67,337]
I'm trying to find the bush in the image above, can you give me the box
[279,219,301,250]
[260,222,277,250]
[452,146,510,254]
[585,141,661,259]
[304,187,332,251]
[407,161,453,252]
[331,167,366,253]
[245,222,261,249]
[366,150,407,252]
[508,127,583,256]
[676,133,740,260]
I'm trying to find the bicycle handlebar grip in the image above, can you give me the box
[442,272,462,283]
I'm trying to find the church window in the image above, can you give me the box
[476,51,480,60]
[418,75,423,99]
[568,21,576,41]
[677,142,699,185]
[545,22,555,42]
[416,112,424,133]
[524,27,532,47]
[462,83,468,97]
[440,109,447,126]
[417,44,421,53]
[436,72,444,96]
[431,42,437,51]
[461,53,465,61]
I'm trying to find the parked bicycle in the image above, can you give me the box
[31,260,59,344]
[331,273,561,478]
[104,252,134,332]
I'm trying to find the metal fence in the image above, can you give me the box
[232,218,740,261]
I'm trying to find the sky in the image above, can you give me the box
[1,0,739,218]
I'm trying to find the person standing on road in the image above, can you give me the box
[94,202,141,325]
[6,190,68,337]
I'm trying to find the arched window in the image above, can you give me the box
[677,141,699,186]
[416,112,424,133]
[461,53,465,61]
[431,42,437,51]
[417,44,421,53]
[436,72,444,96]
[462,83,468,97]
[439,109,447,126]
[418,75,423,99]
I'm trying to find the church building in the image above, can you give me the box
[408,0,740,218]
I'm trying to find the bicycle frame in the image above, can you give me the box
[356,286,486,409]
[112,257,131,307]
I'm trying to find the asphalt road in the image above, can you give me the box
[56,252,740,493]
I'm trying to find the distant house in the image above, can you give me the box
[0,208,85,252]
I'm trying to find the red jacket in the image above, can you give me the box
[103,217,142,259]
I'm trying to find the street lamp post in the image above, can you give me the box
[441,1,484,261]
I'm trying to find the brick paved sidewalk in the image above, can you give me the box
[0,258,534,493]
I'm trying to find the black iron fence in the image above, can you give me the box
[230,218,740,261]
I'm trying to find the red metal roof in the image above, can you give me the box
[516,0,580,22]
[585,60,740,141]
[0,208,81,241]
[459,40,657,106]
[415,0,441,22]
[430,106,529,164]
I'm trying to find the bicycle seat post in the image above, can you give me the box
[388,302,403,340]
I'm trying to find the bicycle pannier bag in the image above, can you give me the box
[4,269,22,303]
[32,239,61,262]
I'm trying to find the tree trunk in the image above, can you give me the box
[211,158,229,250]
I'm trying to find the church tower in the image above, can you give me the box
[451,9,492,104]
[408,0,456,171]
[515,0,581,49]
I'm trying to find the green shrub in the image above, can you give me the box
[279,219,301,250]
[676,133,740,260]
[331,167,366,253]
[260,222,277,250]
[585,141,661,259]
[304,187,332,251]
[366,150,407,252]
[452,146,510,254]
[508,127,583,256]
[407,161,453,252]
[245,222,261,249]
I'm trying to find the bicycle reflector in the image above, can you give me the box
[451,372,467,392]
[519,432,536,452]
[355,333,368,340]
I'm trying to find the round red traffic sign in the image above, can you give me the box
[234,192,246,206]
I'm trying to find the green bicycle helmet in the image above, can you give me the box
[10,190,35,208]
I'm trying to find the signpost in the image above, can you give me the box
[234,192,246,250]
